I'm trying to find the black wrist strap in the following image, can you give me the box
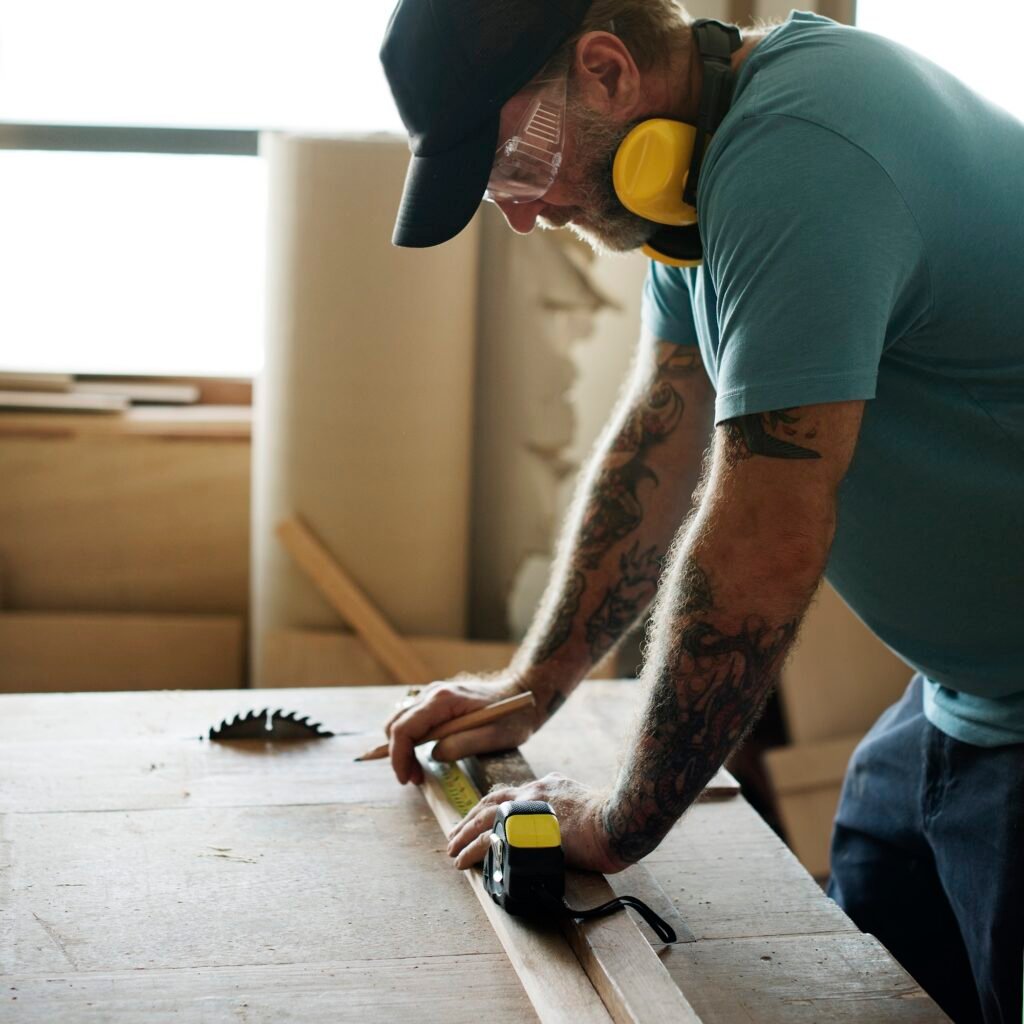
[563,895,677,944]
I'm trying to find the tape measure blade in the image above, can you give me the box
[425,757,481,817]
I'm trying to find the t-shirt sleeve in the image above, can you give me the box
[641,262,701,346]
[702,114,930,424]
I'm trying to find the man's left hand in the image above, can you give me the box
[445,772,630,875]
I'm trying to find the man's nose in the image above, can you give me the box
[495,200,544,234]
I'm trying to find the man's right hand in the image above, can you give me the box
[383,672,545,786]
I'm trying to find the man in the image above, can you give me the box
[378,2,1024,1021]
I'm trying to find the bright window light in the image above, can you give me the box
[0,1,405,379]
[0,1,403,132]
[0,151,267,377]
[857,1,1024,121]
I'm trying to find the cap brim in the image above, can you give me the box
[392,115,500,248]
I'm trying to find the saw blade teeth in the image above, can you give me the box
[208,706,334,740]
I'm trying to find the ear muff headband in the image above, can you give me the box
[612,19,741,267]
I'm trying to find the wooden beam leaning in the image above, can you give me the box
[276,517,435,686]
[420,749,704,1024]
[418,758,615,1024]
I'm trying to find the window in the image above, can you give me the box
[0,2,403,378]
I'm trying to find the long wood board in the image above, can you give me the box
[420,749,702,1024]
[418,758,614,1024]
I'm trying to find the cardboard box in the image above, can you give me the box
[764,734,860,879]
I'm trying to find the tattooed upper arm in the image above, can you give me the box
[719,401,865,490]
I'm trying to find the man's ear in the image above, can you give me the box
[572,31,644,118]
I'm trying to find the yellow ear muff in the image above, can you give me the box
[612,119,699,227]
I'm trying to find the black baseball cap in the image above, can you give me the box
[380,0,593,248]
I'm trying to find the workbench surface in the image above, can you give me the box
[0,682,947,1022]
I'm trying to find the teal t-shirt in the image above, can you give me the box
[641,12,1024,746]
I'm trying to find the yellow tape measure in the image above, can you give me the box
[426,758,480,817]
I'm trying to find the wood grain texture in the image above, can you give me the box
[663,932,951,1023]
[606,863,695,945]
[0,683,948,1024]
[1,801,506,975]
[1,955,536,1024]
[465,751,702,1024]
[0,429,249,614]
[418,757,613,1024]
[0,612,243,692]
[276,518,435,686]
[638,800,857,942]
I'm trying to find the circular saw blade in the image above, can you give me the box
[208,708,334,742]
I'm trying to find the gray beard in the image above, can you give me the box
[555,102,663,255]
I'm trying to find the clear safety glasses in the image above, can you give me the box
[484,73,568,205]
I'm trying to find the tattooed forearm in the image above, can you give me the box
[534,571,585,664]
[585,542,662,661]
[578,379,685,568]
[520,341,708,684]
[602,557,798,863]
[543,691,567,722]
[724,409,821,461]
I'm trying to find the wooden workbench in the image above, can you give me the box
[0,683,948,1022]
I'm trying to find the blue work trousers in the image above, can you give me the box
[828,676,1024,1024]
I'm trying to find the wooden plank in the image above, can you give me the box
[662,932,952,1023]
[0,612,243,692]
[276,518,435,686]
[0,801,515,975]
[561,869,702,1024]
[74,373,252,407]
[418,757,615,1024]
[606,862,696,944]
[0,405,251,440]
[522,681,738,798]
[0,389,127,413]
[0,955,537,1024]
[0,683,951,1023]
[0,736,403,814]
[638,799,857,941]
[462,751,702,1024]
[0,429,249,614]
[73,380,200,404]
[0,372,72,392]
